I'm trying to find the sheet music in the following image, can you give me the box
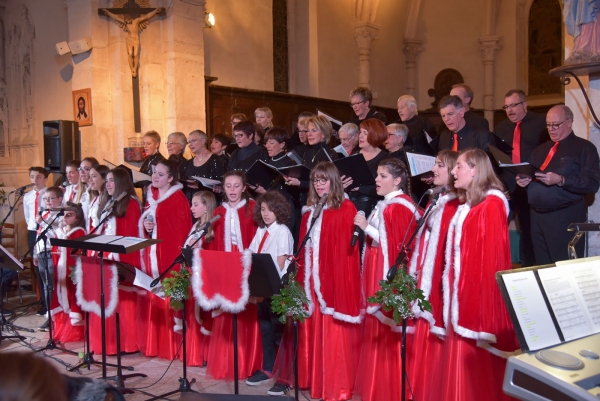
[110,236,146,247]
[538,266,594,341]
[85,235,123,244]
[334,144,349,157]
[133,268,165,299]
[405,152,436,176]
[569,261,600,330]
[502,271,561,350]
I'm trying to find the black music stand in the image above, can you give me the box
[52,234,159,387]
[0,245,26,343]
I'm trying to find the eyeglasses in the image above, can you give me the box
[233,133,246,139]
[546,119,571,130]
[166,141,185,146]
[339,136,355,143]
[501,101,525,110]
[77,167,91,172]
[350,100,366,107]
[42,196,59,202]
[188,139,199,144]
[312,178,329,185]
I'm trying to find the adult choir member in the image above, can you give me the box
[297,162,362,401]
[88,168,142,354]
[206,171,262,380]
[228,121,268,173]
[182,129,225,203]
[407,150,460,400]
[139,159,192,359]
[430,148,519,401]
[353,158,420,401]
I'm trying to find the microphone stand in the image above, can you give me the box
[146,231,207,400]
[280,200,325,401]
[385,191,442,401]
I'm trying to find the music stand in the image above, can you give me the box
[51,234,159,383]
[0,245,26,343]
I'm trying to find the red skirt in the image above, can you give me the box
[180,299,211,367]
[51,312,84,344]
[409,318,445,401]
[427,324,516,401]
[89,288,138,355]
[298,287,362,401]
[136,289,181,359]
[206,304,262,380]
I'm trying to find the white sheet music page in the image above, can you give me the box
[502,270,561,350]
[538,265,594,341]
[405,152,436,176]
[569,261,600,331]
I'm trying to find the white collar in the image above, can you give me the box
[384,189,403,200]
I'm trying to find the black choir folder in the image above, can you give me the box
[488,145,539,178]
[333,153,375,190]
[245,160,311,189]
[496,257,600,352]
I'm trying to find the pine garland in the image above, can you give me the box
[271,272,310,324]
[367,264,431,324]
[162,265,191,311]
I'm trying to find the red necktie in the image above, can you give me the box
[540,142,559,171]
[34,191,39,216]
[257,231,270,253]
[512,121,522,164]
[452,133,458,151]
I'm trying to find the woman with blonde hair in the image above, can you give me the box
[296,161,362,401]
[255,107,273,132]
[429,148,518,401]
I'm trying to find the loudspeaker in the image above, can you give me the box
[180,394,294,401]
[43,120,80,173]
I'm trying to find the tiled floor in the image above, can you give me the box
[0,291,313,400]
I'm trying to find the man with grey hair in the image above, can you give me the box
[433,95,494,153]
[336,123,360,157]
[396,95,436,155]
[450,83,490,131]
[348,86,387,126]
[517,104,600,264]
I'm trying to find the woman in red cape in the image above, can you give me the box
[139,160,192,360]
[87,168,142,354]
[206,171,262,380]
[181,190,218,367]
[353,158,420,401]
[296,162,363,401]
[429,148,519,401]
[50,202,86,344]
[407,150,460,400]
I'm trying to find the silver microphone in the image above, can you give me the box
[11,183,35,193]
[425,185,449,196]
[38,206,46,216]
[114,191,128,203]
[312,193,328,221]
[145,214,154,223]
[196,214,221,235]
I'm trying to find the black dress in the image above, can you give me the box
[182,154,226,204]
[227,142,268,173]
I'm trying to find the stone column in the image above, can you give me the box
[479,36,500,128]
[403,38,423,97]
[161,0,206,135]
[353,22,379,89]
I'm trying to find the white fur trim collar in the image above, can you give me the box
[222,199,248,252]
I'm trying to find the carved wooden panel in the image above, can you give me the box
[528,0,562,96]
[273,0,289,93]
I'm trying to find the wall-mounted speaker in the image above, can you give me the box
[43,120,80,173]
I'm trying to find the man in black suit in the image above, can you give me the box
[450,83,490,131]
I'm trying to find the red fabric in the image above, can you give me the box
[356,194,418,401]
[137,186,192,360]
[198,250,248,306]
[296,200,363,400]
[408,196,459,400]
[512,121,522,164]
[79,256,116,312]
[430,194,518,401]
[206,201,261,380]
[540,141,559,171]
[90,198,142,355]
[452,132,458,151]
[34,191,39,217]
[51,228,86,344]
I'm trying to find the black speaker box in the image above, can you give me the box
[43,120,80,173]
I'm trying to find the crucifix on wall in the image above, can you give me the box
[98,0,165,132]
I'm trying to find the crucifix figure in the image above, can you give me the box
[100,1,164,77]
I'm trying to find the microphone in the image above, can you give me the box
[425,185,449,196]
[351,211,365,247]
[38,206,46,216]
[11,183,34,193]
[196,214,221,235]
[312,193,328,223]
[50,206,77,212]
[114,191,128,203]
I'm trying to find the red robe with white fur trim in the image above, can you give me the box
[89,197,142,355]
[211,199,256,251]
[355,193,420,401]
[296,199,363,400]
[137,184,192,359]
[51,226,86,344]
[430,190,519,401]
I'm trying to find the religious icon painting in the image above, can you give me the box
[72,88,93,127]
